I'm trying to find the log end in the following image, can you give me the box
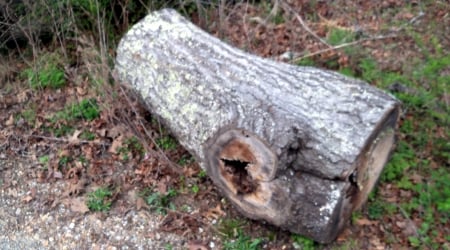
[350,106,400,210]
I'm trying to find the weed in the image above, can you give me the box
[326,27,356,46]
[381,141,416,182]
[58,155,72,168]
[80,130,95,141]
[296,57,316,67]
[177,155,194,166]
[291,234,316,250]
[86,187,112,212]
[52,98,100,123]
[191,184,200,194]
[198,169,207,179]
[145,188,177,214]
[51,124,75,137]
[21,52,66,90]
[156,136,177,150]
[20,108,36,125]
[117,136,144,160]
[218,218,265,250]
[223,234,263,250]
[39,155,50,169]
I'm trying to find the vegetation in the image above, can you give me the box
[86,187,113,212]
[143,188,177,215]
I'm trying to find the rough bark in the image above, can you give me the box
[115,8,400,243]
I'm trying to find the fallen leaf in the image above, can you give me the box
[188,240,209,250]
[76,86,87,96]
[136,197,149,210]
[5,115,14,126]
[68,197,90,213]
[108,135,124,154]
[63,178,88,197]
[356,218,378,226]
[203,204,225,221]
[22,195,33,203]
[70,130,82,143]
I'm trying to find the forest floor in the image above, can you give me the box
[0,0,449,249]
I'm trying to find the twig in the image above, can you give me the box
[28,134,111,146]
[116,85,183,175]
[281,2,331,48]
[290,34,398,63]
[288,5,425,64]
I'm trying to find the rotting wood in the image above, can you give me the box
[115,8,400,243]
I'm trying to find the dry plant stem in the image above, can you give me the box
[281,1,331,48]
[290,34,398,63]
[291,9,426,63]
[117,85,183,175]
[28,135,111,146]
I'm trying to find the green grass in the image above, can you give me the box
[143,188,177,215]
[217,218,263,249]
[44,98,100,137]
[86,187,113,212]
[326,27,357,46]
[117,136,144,161]
[156,136,178,150]
[291,234,316,250]
[52,98,100,122]
[21,52,66,90]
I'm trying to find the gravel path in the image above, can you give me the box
[0,159,187,250]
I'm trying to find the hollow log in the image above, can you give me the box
[115,9,400,243]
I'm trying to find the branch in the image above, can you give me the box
[281,2,331,48]
[290,34,398,63]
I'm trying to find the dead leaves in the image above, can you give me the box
[65,197,90,214]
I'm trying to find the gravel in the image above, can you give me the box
[0,159,187,250]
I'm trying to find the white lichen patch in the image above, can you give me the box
[319,184,340,220]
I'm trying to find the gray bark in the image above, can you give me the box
[115,8,400,243]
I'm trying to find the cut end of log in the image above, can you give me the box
[350,107,399,210]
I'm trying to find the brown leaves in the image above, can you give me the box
[188,241,210,250]
[65,197,90,214]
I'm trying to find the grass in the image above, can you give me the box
[22,62,65,90]
[217,218,263,249]
[143,188,178,215]
[117,136,144,161]
[156,136,178,150]
[291,234,316,250]
[86,187,113,212]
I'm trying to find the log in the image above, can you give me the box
[115,8,400,243]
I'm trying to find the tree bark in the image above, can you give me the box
[115,8,400,243]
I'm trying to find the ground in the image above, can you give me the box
[0,0,449,249]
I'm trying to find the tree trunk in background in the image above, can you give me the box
[115,8,400,243]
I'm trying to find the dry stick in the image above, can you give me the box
[28,134,111,146]
[116,85,183,175]
[281,1,331,48]
[290,10,425,63]
[289,34,398,63]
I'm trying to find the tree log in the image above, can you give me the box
[115,9,400,243]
